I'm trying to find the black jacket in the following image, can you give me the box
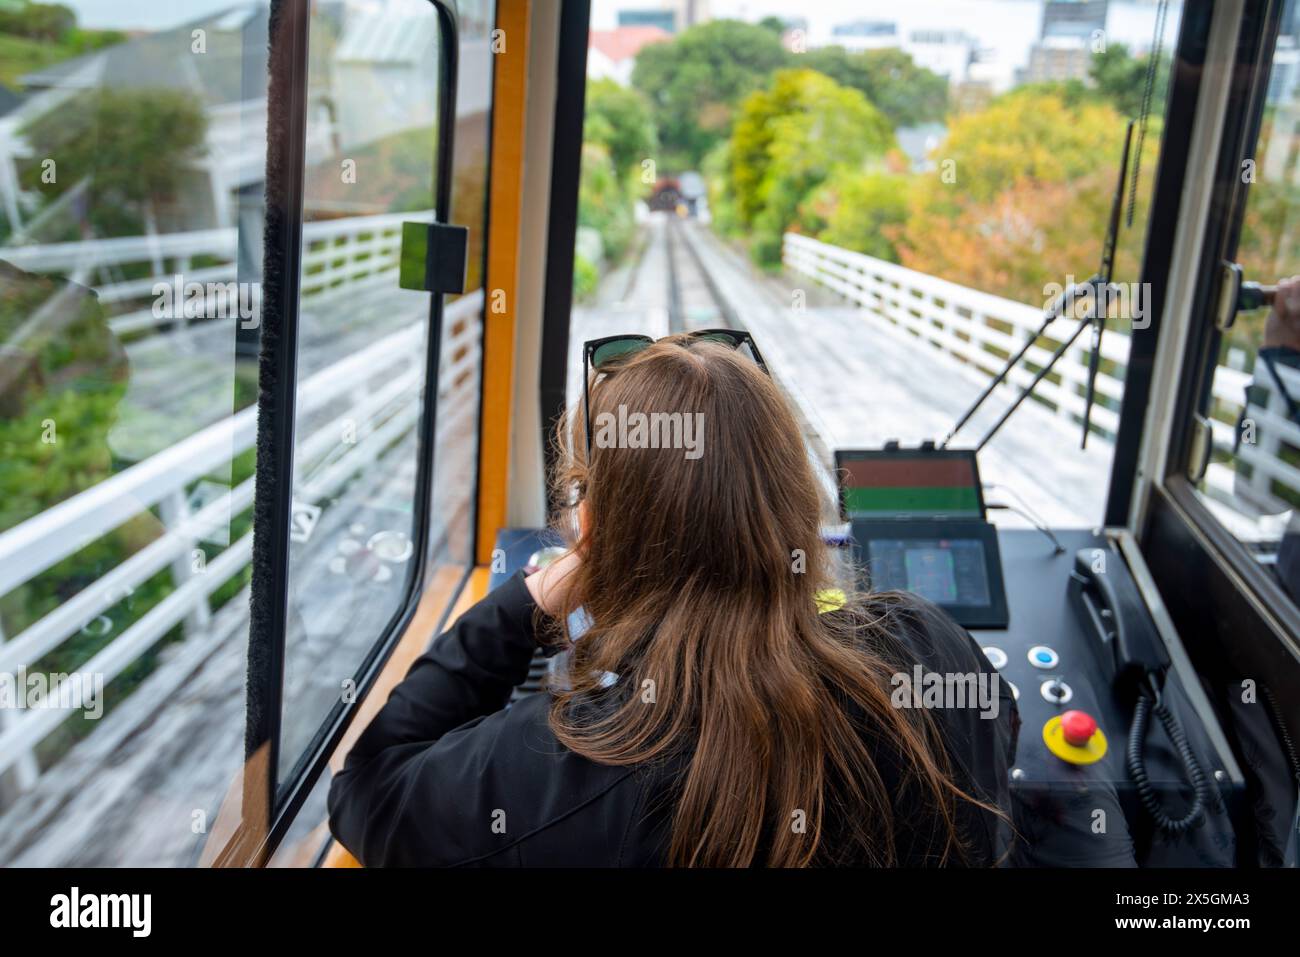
[327,571,1019,867]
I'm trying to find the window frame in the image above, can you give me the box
[539,0,592,505]
[226,0,465,866]
[1104,1,1219,527]
[1162,1,1282,490]
[1140,0,1300,706]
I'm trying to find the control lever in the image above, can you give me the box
[1240,282,1277,310]
[1219,260,1277,330]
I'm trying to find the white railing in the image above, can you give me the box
[0,209,427,337]
[784,232,1300,518]
[784,232,1128,437]
[0,287,482,784]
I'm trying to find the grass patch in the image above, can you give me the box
[0,32,67,90]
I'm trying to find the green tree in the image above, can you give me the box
[801,169,910,262]
[631,19,789,169]
[0,1,124,93]
[702,141,742,236]
[0,2,77,42]
[573,254,599,301]
[727,69,896,267]
[578,142,635,264]
[1089,43,1171,118]
[894,90,1142,304]
[908,88,1121,214]
[801,46,948,129]
[21,88,207,237]
[1011,78,1092,108]
[583,78,658,179]
[574,80,657,283]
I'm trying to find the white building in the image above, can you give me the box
[905,29,979,85]
[826,20,899,52]
[333,7,441,153]
[590,0,711,33]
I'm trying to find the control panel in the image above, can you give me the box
[979,530,1243,865]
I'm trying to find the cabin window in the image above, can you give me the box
[274,0,449,786]
[0,2,274,866]
[1186,0,1300,619]
[0,0,490,865]
[563,6,1183,529]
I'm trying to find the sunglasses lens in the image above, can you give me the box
[695,332,739,346]
[592,338,650,368]
[696,332,758,365]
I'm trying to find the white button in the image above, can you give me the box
[1028,645,1060,669]
[1007,681,1019,701]
[1040,678,1073,705]
[982,646,1008,670]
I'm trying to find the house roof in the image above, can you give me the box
[17,4,273,106]
[335,10,438,64]
[589,26,670,64]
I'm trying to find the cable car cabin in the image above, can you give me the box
[1,0,1299,872]
[648,177,684,214]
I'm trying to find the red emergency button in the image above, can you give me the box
[1043,711,1108,765]
[1061,710,1098,747]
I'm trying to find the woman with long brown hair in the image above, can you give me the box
[329,333,1017,867]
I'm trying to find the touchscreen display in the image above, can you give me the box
[867,538,992,606]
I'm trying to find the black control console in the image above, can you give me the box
[972,530,1243,866]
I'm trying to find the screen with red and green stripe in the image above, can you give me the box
[839,452,982,518]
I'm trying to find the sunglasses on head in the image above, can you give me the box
[581,329,770,464]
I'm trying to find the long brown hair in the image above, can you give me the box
[547,336,983,867]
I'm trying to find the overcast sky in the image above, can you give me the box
[66,0,1175,64]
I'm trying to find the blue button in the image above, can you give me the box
[1027,645,1060,669]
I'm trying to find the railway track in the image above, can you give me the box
[665,214,736,334]
[665,216,843,522]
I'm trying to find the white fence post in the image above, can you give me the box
[0,622,39,790]
[158,490,212,638]
[1250,361,1291,501]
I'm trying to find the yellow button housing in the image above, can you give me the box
[1043,715,1108,765]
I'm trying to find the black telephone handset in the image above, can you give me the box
[1070,547,1170,701]
[1069,546,1209,835]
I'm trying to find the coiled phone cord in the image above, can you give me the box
[1126,692,1210,834]
[1263,685,1300,784]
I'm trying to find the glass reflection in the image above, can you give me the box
[276,0,444,782]
[0,2,270,865]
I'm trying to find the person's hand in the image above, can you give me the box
[524,548,582,616]
[1264,275,1300,352]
